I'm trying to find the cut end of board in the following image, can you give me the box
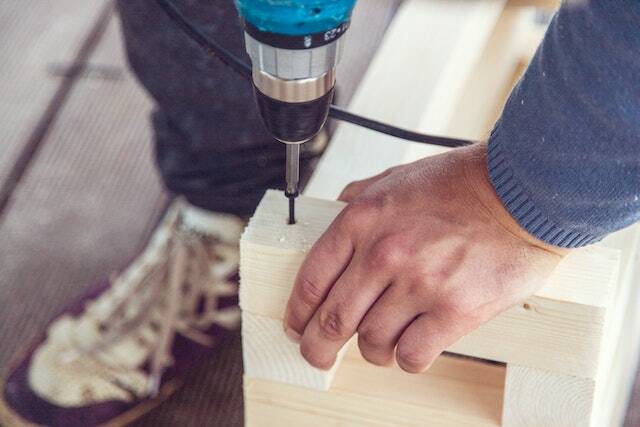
[242,313,348,390]
[240,190,348,390]
[240,189,345,253]
[238,190,346,316]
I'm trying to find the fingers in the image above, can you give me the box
[356,283,422,367]
[284,216,355,341]
[299,255,392,370]
[395,312,469,373]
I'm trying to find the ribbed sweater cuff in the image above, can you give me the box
[487,137,600,248]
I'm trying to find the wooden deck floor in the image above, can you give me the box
[0,1,638,426]
[0,2,243,425]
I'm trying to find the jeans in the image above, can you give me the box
[116,0,399,216]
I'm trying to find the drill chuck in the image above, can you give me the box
[235,0,356,142]
[253,75,335,143]
[244,28,342,144]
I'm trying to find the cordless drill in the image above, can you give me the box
[234,0,357,223]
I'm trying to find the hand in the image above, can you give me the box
[283,142,568,373]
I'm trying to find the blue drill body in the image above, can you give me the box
[235,0,356,36]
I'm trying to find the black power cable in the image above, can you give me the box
[155,0,474,149]
[156,0,251,79]
[328,106,472,147]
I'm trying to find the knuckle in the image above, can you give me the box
[336,202,378,235]
[369,240,405,270]
[296,277,325,307]
[406,280,429,299]
[318,308,351,341]
[428,265,457,286]
[410,263,433,283]
[339,204,367,230]
[335,211,357,234]
[437,294,471,319]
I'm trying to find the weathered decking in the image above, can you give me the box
[0,1,638,426]
[0,2,243,425]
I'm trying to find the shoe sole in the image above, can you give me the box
[0,369,182,427]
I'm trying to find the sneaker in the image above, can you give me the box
[1,199,244,426]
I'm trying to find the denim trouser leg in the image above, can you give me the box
[116,0,399,216]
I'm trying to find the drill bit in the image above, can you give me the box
[288,195,296,225]
[285,144,300,225]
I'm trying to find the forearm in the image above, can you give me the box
[488,0,640,248]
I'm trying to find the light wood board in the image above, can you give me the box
[245,346,505,427]
[306,0,507,200]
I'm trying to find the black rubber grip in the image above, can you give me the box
[254,87,335,143]
[242,19,350,50]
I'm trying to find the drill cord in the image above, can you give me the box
[328,107,473,147]
[155,0,251,80]
[155,0,475,149]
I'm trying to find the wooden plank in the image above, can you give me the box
[333,0,402,108]
[445,4,533,140]
[239,193,347,389]
[501,205,640,427]
[245,346,505,427]
[242,312,347,390]
[306,0,507,199]
[305,1,551,200]
[593,226,640,426]
[623,339,640,427]
[508,0,559,9]
[240,190,620,380]
[0,0,110,190]
[502,366,595,427]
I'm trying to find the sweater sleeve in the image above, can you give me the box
[487,0,640,248]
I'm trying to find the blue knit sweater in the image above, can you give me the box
[487,0,640,248]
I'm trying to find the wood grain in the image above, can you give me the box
[446,5,533,140]
[502,366,595,427]
[594,226,640,426]
[246,348,505,427]
[306,0,507,199]
[242,312,347,390]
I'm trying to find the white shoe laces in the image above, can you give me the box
[60,215,240,398]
